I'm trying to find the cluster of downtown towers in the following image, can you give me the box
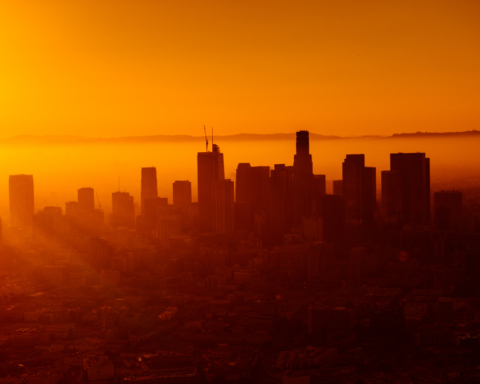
[8,131,435,245]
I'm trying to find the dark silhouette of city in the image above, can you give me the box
[1,131,480,384]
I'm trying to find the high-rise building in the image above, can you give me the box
[78,188,95,216]
[173,181,192,207]
[235,163,253,231]
[111,192,135,228]
[9,174,34,228]
[434,190,462,231]
[313,174,326,216]
[333,180,343,197]
[381,170,403,228]
[197,144,225,232]
[213,179,235,234]
[342,155,376,232]
[173,181,192,230]
[269,164,294,244]
[389,153,430,227]
[141,167,158,215]
[293,131,314,226]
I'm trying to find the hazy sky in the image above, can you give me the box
[1,0,479,138]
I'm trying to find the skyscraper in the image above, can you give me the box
[141,167,158,215]
[111,192,135,228]
[389,152,430,226]
[342,155,376,232]
[213,179,235,234]
[333,180,343,197]
[173,181,192,207]
[197,144,225,232]
[293,131,314,226]
[78,187,95,216]
[9,174,34,228]
[381,170,403,228]
[173,180,192,230]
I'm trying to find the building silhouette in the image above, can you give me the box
[293,131,314,226]
[78,187,95,217]
[381,170,403,228]
[342,155,376,233]
[386,153,430,227]
[173,181,192,230]
[197,144,225,232]
[141,167,158,215]
[9,174,34,228]
[213,179,235,234]
[333,180,343,197]
[111,192,135,228]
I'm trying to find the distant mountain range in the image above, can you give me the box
[1,130,479,145]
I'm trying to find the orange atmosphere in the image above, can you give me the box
[1,0,480,138]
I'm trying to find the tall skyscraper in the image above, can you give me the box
[389,152,430,226]
[381,170,403,228]
[333,180,343,197]
[434,190,462,231]
[111,192,135,228]
[173,180,192,230]
[269,164,294,244]
[78,187,95,216]
[213,179,235,234]
[141,167,158,215]
[342,155,376,232]
[9,174,34,228]
[197,144,225,232]
[293,131,314,226]
[173,181,192,207]
[313,174,326,216]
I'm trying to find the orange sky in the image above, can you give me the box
[1,0,479,138]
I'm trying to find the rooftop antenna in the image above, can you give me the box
[204,125,209,152]
[211,127,214,150]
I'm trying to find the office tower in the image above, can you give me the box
[235,163,253,231]
[293,131,314,226]
[197,144,225,232]
[236,163,252,203]
[389,153,430,226]
[78,187,95,216]
[111,192,135,228]
[269,164,294,244]
[333,180,343,197]
[342,155,376,232]
[141,167,158,215]
[381,170,402,228]
[250,166,271,215]
[313,174,326,215]
[434,190,462,231]
[173,181,192,207]
[213,179,235,234]
[9,174,34,228]
[173,181,192,230]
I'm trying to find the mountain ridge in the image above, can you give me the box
[1,130,479,145]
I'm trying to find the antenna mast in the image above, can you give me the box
[204,125,209,152]
[211,127,214,150]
